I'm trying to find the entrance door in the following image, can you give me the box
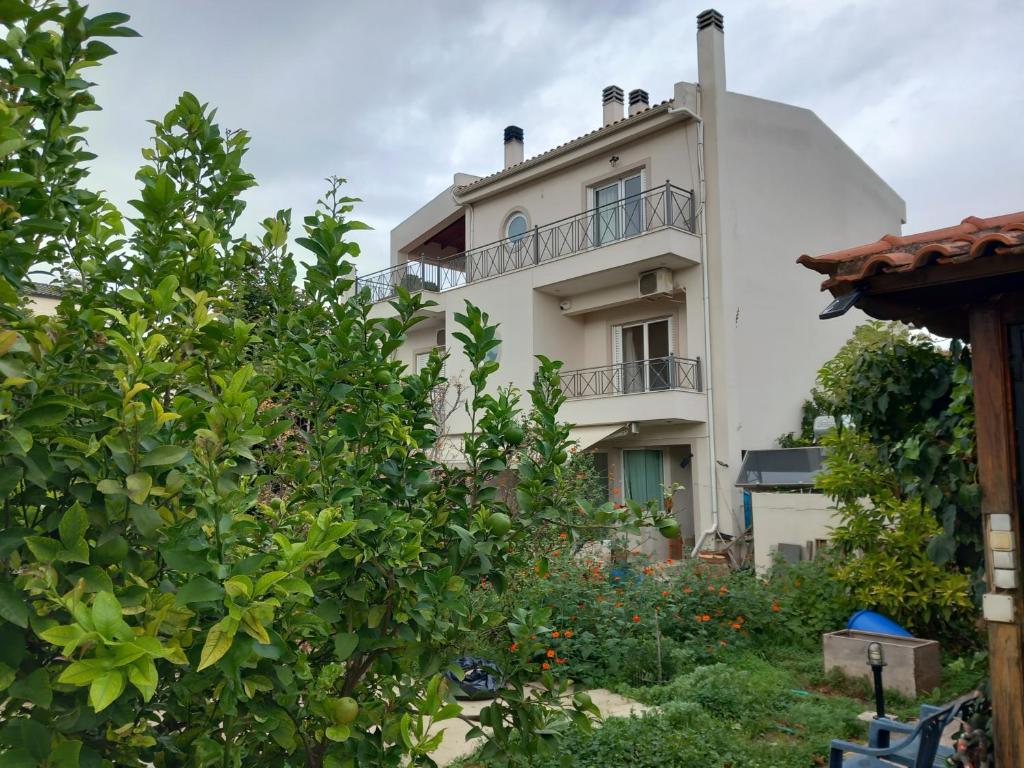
[624,449,664,509]
[615,317,672,393]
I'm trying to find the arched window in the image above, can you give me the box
[505,212,528,242]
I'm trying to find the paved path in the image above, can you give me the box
[430,689,651,767]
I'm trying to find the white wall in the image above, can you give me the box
[750,491,838,573]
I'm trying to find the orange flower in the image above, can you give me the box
[542,662,551,670]
[632,614,641,623]
[666,558,674,565]
[683,586,693,594]
[661,591,669,597]
[546,649,556,658]
[719,586,728,594]
[509,642,519,651]
[731,622,742,630]
[701,613,711,622]
[564,630,574,638]
[559,532,568,540]
[551,549,561,557]
[771,601,781,612]
[551,631,561,638]
[556,657,567,665]
[707,585,715,592]
[615,601,623,608]
[643,566,654,575]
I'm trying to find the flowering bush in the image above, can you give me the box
[485,548,840,686]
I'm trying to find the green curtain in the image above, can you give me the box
[624,450,663,508]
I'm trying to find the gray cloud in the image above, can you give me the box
[82,0,1024,273]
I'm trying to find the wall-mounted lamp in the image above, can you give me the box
[609,155,620,166]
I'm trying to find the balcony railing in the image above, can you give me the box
[356,182,695,302]
[558,355,702,399]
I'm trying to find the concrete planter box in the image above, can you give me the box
[822,630,941,698]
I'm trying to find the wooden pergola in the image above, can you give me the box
[799,212,1024,764]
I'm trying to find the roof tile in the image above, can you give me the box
[797,211,1024,290]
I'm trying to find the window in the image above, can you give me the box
[593,171,644,246]
[415,346,446,374]
[505,213,528,242]
[613,316,673,393]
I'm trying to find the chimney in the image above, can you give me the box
[602,85,624,126]
[697,9,725,96]
[628,89,650,117]
[503,125,524,169]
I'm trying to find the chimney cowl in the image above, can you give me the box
[503,125,524,168]
[602,85,624,105]
[503,125,524,144]
[628,88,650,116]
[697,8,723,31]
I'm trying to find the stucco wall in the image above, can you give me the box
[465,123,699,250]
[27,295,59,316]
[750,491,838,573]
[717,93,905,454]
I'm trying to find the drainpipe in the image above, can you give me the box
[668,105,719,557]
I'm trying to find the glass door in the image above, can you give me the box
[624,449,664,509]
[593,172,644,246]
[615,317,672,393]
[594,183,620,245]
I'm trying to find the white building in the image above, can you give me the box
[363,9,905,558]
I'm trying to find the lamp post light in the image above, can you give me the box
[866,641,888,748]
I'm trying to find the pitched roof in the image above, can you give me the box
[28,281,62,298]
[797,212,1024,292]
[454,99,675,195]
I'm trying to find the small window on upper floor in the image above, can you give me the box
[505,212,528,242]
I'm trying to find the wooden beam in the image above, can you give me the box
[969,305,1024,765]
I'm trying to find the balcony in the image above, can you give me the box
[558,355,702,398]
[356,183,696,303]
[558,356,706,427]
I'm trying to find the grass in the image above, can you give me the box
[451,644,983,767]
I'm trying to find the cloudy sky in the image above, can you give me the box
[82,0,1023,275]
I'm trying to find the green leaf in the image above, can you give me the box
[175,576,224,606]
[367,604,386,629]
[96,478,123,495]
[16,403,69,426]
[240,609,270,645]
[0,170,39,188]
[58,659,109,687]
[0,582,28,628]
[334,632,358,661]
[49,740,82,768]
[91,592,123,641]
[24,535,60,563]
[254,570,289,596]
[127,656,157,701]
[59,503,89,549]
[9,668,51,707]
[39,624,86,653]
[140,445,190,467]
[125,472,153,504]
[197,616,238,670]
[0,662,14,691]
[88,670,125,712]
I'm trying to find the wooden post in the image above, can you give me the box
[969,305,1024,766]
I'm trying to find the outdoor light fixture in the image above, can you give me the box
[866,641,888,747]
[819,286,865,320]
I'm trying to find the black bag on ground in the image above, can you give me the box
[444,656,503,699]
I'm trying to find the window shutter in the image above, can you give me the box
[612,324,623,394]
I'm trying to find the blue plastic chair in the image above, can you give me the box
[828,693,975,768]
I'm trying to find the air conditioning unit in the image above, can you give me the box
[638,267,673,297]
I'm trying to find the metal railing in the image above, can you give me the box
[355,182,696,302]
[558,355,702,399]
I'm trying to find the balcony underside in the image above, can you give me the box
[561,388,707,427]
[533,227,700,296]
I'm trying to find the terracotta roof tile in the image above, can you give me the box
[455,99,675,194]
[797,211,1024,291]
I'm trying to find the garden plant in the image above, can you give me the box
[0,3,676,766]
